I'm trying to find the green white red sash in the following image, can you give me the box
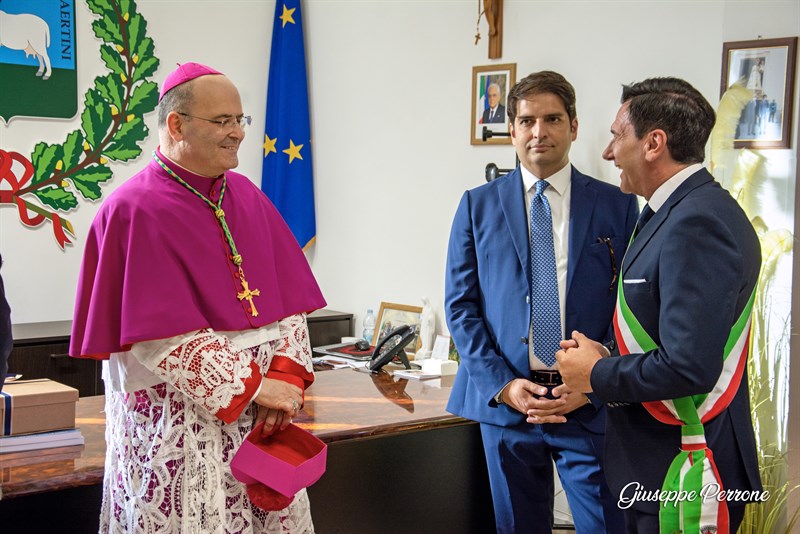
[613,279,756,534]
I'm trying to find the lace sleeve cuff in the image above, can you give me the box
[217,362,263,423]
[152,329,262,422]
[270,313,315,388]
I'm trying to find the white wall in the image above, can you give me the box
[1,0,798,341]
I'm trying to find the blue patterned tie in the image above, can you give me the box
[530,180,561,368]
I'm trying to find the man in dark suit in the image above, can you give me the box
[557,77,762,534]
[0,254,12,393]
[446,71,638,533]
[481,82,506,124]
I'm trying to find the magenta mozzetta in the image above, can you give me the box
[69,149,325,359]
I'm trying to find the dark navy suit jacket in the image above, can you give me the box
[445,166,638,432]
[0,254,11,393]
[592,168,762,514]
[482,104,506,124]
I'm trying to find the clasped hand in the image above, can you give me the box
[555,331,606,393]
[501,378,588,424]
[254,378,303,436]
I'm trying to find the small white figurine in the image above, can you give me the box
[416,297,435,360]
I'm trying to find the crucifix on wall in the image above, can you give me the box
[474,0,503,59]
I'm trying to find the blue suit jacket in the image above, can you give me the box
[445,166,638,431]
[592,168,762,513]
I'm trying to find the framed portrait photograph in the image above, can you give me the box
[721,36,797,149]
[471,63,516,145]
[372,302,423,353]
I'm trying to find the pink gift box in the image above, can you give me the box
[231,423,327,497]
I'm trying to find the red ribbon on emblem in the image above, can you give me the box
[0,149,72,247]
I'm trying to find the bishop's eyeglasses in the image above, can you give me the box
[177,112,252,131]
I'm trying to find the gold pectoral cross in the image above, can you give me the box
[237,271,261,317]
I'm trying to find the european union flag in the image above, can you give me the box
[261,0,315,249]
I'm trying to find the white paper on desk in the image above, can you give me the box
[393,369,440,380]
[0,428,84,453]
[431,335,450,360]
[421,378,443,389]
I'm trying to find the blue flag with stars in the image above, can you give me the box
[261,0,315,249]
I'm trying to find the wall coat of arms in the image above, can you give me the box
[1,0,159,248]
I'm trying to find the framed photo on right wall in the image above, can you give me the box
[721,36,797,149]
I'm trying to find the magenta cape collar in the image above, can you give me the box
[70,152,326,359]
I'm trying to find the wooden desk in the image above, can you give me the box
[8,309,354,397]
[0,368,493,533]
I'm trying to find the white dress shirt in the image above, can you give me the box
[647,163,703,213]
[520,163,571,370]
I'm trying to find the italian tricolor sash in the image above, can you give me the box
[613,279,756,534]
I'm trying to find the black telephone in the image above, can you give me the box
[368,325,416,372]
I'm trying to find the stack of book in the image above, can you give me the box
[0,427,84,454]
[1,378,83,456]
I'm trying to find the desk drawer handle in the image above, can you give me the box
[50,353,71,359]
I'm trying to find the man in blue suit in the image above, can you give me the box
[445,71,638,533]
[557,77,762,534]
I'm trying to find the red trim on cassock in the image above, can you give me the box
[216,361,263,424]
[267,357,315,406]
[267,369,304,390]
[268,357,315,390]
[77,352,111,360]
[267,370,305,404]
[76,344,131,361]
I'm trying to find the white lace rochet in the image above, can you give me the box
[100,313,316,533]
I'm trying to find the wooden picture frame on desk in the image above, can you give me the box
[372,302,423,354]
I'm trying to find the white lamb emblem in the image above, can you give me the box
[0,10,52,80]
